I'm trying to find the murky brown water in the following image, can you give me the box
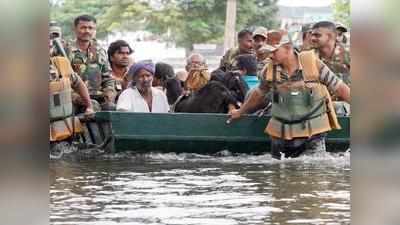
[50,152,350,225]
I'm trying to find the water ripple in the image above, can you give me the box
[50,152,350,225]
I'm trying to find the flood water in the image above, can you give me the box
[50,151,350,225]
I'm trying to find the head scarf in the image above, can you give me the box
[128,60,155,79]
[185,65,210,92]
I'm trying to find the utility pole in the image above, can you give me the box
[223,0,237,53]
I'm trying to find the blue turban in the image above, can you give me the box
[128,60,155,78]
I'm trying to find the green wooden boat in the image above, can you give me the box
[83,112,350,154]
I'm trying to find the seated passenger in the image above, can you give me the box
[210,54,258,106]
[185,53,207,72]
[116,61,170,113]
[107,40,134,95]
[176,70,188,88]
[153,62,183,105]
[173,67,238,113]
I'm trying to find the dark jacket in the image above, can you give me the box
[166,78,183,105]
[210,70,249,104]
[174,81,238,113]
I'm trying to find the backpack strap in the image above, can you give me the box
[88,41,99,63]
[264,62,281,82]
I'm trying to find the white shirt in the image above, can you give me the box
[116,87,170,113]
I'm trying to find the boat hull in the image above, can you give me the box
[91,112,350,154]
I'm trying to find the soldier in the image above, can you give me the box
[229,30,350,159]
[336,22,349,47]
[65,14,116,112]
[49,21,62,40]
[49,21,68,57]
[300,23,314,51]
[252,26,269,77]
[311,21,350,88]
[218,29,254,72]
[107,40,134,94]
[49,38,94,143]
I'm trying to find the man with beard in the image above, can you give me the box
[311,21,350,87]
[65,14,116,112]
[107,40,134,94]
[116,61,169,113]
[218,29,255,72]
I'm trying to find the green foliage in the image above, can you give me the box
[50,0,278,49]
[333,0,350,27]
[50,0,110,39]
[148,0,279,50]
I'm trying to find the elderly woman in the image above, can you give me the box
[116,61,170,113]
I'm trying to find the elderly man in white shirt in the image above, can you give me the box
[117,61,170,113]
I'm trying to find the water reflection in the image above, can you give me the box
[50,152,350,225]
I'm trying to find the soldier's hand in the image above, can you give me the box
[227,109,242,124]
[84,107,95,119]
[72,93,85,105]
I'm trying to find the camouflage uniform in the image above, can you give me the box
[65,40,116,108]
[112,69,130,101]
[256,57,271,79]
[299,23,314,52]
[315,42,350,102]
[219,48,254,72]
[315,42,350,86]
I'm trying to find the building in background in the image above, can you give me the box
[277,5,333,48]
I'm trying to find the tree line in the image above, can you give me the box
[50,0,279,51]
[50,0,350,51]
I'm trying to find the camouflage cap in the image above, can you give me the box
[336,22,348,32]
[252,26,268,39]
[260,29,291,52]
[49,25,62,36]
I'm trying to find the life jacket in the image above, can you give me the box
[49,56,83,142]
[263,50,341,140]
[49,57,73,121]
[49,117,83,142]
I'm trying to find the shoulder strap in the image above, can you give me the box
[51,56,74,79]
[88,41,99,62]
[272,65,279,103]
[298,50,319,81]
[264,62,280,82]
